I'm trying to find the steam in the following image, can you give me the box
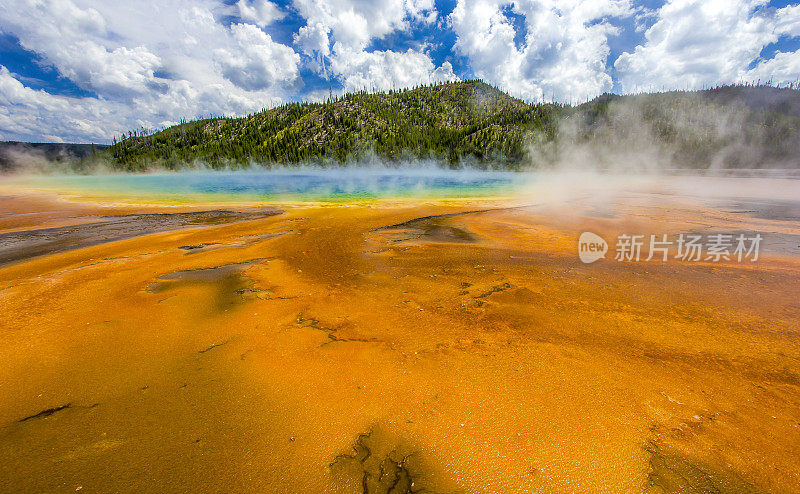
[0,142,109,175]
[0,145,72,174]
[528,88,800,173]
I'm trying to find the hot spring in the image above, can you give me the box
[4,168,528,203]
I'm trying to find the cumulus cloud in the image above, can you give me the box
[450,0,633,103]
[329,47,457,92]
[216,23,301,91]
[0,0,163,98]
[775,4,800,35]
[292,0,434,50]
[235,0,284,27]
[295,22,332,58]
[615,0,800,92]
[745,49,800,84]
[0,65,119,142]
[0,0,301,142]
[294,21,332,75]
[290,0,454,93]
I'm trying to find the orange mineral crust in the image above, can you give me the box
[0,192,798,493]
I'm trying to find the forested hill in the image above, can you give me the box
[104,80,800,170]
[107,80,557,170]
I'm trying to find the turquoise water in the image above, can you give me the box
[10,169,527,202]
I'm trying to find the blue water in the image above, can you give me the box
[18,169,527,202]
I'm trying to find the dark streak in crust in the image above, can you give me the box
[296,311,378,347]
[18,404,72,422]
[178,243,220,250]
[372,206,537,245]
[330,429,425,493]
[17,403,100,423]
[0,208,283,266]
[371,204,538,232]
[322,333,379,347]
[198,339,232,354]
[372,209,496,231]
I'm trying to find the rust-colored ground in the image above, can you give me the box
[0,188,798,493]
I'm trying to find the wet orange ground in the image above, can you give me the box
[0,188,799,493]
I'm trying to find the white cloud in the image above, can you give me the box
[0,0,301,142]
[292,0,434,51]
[775,4,800,36]
[615,0,800,92]
[295,22,332,58]
[0,0,163,98]
[216,23,301,91]
[450,0,633,103]
[0,65,119,142]
[745,49,800,84]
[235,0,284,27]
[0,0,454,143]
[291,0,456,94]
[405,0,438,25]
[294,21,331,75]
[329,46,457,92]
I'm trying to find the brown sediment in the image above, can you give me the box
[1,189,799,492]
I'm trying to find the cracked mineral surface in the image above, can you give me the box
[1,183,799,492]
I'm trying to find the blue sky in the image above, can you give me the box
[1,0,799,143]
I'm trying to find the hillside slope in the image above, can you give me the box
[108,80,557,170]
[101,81,800,170]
